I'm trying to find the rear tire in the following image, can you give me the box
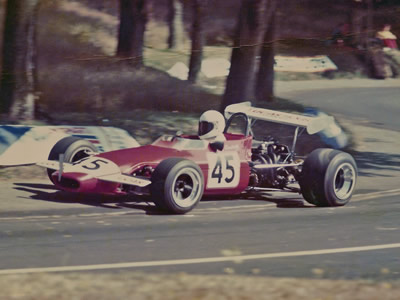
[150,158,204,214]
[47,136,97,182]
[299,148,357,207]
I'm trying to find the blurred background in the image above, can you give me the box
[0,0,399,143]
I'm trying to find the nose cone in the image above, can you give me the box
[51,156,122,194]
[52,172,119,194]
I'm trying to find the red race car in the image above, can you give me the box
[38,102,357,214]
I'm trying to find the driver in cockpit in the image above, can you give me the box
[198,110,226,151]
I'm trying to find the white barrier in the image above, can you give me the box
[166,55,337,80]
[167,62,189,80]
[274,55,338,73]
[201,58,231,78]
[167,59,231,80]
[0,125,140,166]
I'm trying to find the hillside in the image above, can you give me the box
[33,0,400,116]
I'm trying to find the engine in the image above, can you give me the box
[249,138,300,189]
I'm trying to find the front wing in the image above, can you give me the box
[37,160,151,188]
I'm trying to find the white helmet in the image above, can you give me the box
[198,110,226,140]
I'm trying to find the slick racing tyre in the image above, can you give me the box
[47,136,97,182]
[150,158,204,214]
[299,148,357,207]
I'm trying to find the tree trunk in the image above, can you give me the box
[0,0,7,63]
[350,0,367,48]
[220,0,267,111]
[188,0,207,83]
[167,0,185,50]
[0,0,39,120]
[255,0,277,103]
[116,0,148,67]
[365,0,373,49]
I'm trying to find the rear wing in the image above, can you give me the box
[224,102,334,135]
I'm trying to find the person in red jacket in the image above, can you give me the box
[376,24,398,49]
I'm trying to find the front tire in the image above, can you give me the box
[150,158,204,214]
[299,148,357,207]
[47,136,97,182]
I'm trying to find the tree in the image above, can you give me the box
[0,0,6,52]
[167,0,185,50]
[116,0,148,67]
[364,0,374,49]
[220,0,267,111]
[188,0,207,83]
[0,0,39,120]
[255,0,278,103]
[350,0,370,48]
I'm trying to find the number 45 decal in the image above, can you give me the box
[207,152,240,188]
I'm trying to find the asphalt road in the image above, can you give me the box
[276,80,400,131]
[288,87,400,130]
[1,180,400,280]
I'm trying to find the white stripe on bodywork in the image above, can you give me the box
[97,173,151,187]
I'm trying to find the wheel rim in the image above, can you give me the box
[333,162,356,200]
[171,168,202,208]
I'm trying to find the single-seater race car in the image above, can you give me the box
[38,102,357,214]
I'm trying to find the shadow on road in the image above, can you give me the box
[12,183,167,215]
[244,193,313,208]
[13,183,313,214]
[351,151,400,177]
[202,193,311,208]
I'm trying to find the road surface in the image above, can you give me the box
[1,179,400,279]
[1,82,399,299]
[276,79,400,131]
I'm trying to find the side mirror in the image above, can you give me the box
[210,141,224,152]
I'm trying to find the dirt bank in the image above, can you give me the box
[1,272,400,300]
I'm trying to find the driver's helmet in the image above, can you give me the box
[198,110,226,140]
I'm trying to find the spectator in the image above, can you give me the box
[376,24,398,50]
[371,24,400,78]
[331,23,350,46]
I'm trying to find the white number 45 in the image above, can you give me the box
[206,152,240,188]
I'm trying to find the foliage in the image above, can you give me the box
[5,0,398,119]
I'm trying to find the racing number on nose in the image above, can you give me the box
[207,152,240,188]
[81,159,109,170]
